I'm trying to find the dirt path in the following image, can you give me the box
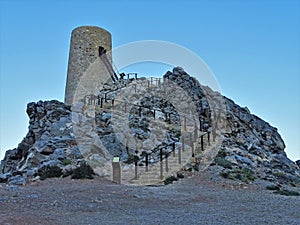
[0,175,299,225]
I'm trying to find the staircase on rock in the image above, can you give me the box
[83,75,220,185]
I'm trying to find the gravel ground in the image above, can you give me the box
[0,174,299,225]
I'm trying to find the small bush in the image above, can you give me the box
[71,162,94,179]
[124,155,139,164]
[217,149,227,157]
[164,176,178,185]
[220,168,256,183]
[266,185,280,191]
[273,172,289,180]
[273,189,300,196]
[177,172,184,179]
[62,159,72,166]
[38,166,63,180]
[215,157,232,169]
[273,172,300,184]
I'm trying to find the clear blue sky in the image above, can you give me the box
[0,0,299,161]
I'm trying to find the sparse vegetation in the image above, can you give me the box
[214,157,232,169]
[266,185,280,191]
[217,149,227,158]
[164,175,178,185]
[273,171,300,184]
[220,168,256,183]
[62,159,72,166]
[124,154,139,164]
[38,165,63,180]
[71,162,94,179]
[177,172,184,179]
[273,189,300,196]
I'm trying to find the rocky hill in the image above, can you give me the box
[1,67,299,189]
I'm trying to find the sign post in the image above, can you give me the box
[112,157,121,184]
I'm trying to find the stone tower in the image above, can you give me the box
[64,26,112,105]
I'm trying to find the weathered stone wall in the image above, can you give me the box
[64,26,112,105]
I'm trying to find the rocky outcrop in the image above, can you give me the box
[1,67,299,187]
[164,67,300,186]
[0,100,97,185]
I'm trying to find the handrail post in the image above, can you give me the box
[145,154,149,172]
[212,125,216,142]
[184,117,187,131]
[182,137,185,152]
[199,119,202,132]
[160,149,163,179]
[134,150,138,180]
[172,142,176,157]
[208,132,211,146]
[165,153,169,172]
[178,145,181,164]
[190,133,194,156]
[126,141,129,153]
[201,135,204,151]
[100,98,103,108]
